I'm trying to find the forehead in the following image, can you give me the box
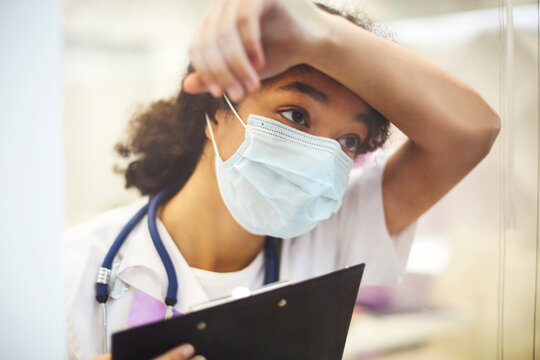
[260,65,370,113]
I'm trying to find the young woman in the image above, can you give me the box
[64,1,500,359]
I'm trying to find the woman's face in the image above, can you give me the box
[208,65,372,161]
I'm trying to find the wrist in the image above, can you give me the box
[301,11,346,70]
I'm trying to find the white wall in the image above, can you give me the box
[0,0,66,358]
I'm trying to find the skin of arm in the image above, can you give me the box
[183,0,501,236]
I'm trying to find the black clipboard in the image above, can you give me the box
[112,263,364,360]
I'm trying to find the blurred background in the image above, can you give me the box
[60,0,538,359]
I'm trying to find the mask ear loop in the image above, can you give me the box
[206,94,246,159]
[223,93,246,128]
[205,113,222,159]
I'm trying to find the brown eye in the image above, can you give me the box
[338,135,361,154]
[279,109,308,126]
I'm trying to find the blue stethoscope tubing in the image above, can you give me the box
[95,187,280,353]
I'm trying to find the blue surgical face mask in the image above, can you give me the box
[205,95,353,239]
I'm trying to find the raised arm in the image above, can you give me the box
[310,14,500,235]
[183,0,500,236]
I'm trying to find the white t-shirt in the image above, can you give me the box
[190,250,265,301]
[63,162,416,359]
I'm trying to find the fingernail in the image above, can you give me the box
[192,356,206,360]
[245,78,259,93]
[227,85,243,101]
[177,344,195,357]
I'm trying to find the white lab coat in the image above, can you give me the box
[63,162,416,359]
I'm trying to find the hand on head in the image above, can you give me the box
[183,0,330,101]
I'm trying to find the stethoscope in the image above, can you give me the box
[95,186,280,353]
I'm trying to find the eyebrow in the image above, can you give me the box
[278,81,329,103]
[278,80,377,129]
[355,111,377,124]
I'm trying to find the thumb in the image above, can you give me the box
[90,355,112,360]
[154,343,196,360]
[182,73,211,95]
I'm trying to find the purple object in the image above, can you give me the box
[356,285,392,312]
[127,290,182,327]
[353,153,371,168]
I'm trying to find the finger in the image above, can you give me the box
[188,5,223,97]
[90,355,111,360]
[210,1,260,99]
[236,0,265,70]
[182,73,207,94]
[203,37,246,101]
[199,0,248,100]
[153,343,195,360]
[218,25,260,95]
[189,48,222,97]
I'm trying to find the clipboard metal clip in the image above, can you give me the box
[189,280,290,313]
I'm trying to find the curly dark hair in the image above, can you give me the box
[115,2,392,196]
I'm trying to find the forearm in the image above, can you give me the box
[309,14,500,158]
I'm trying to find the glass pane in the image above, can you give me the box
[341,1,539,359]
[63,0,539,359]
